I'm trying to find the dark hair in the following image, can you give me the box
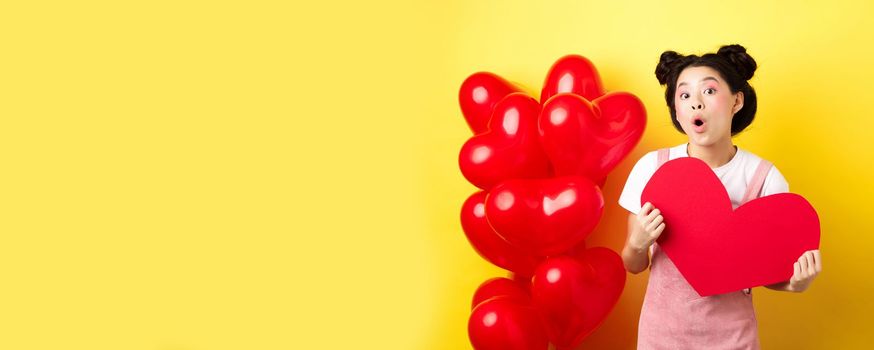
[655,44,758,136]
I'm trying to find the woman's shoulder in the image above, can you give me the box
[624,149,656,174]
[735,147,780,171]
[735,147,766,163]
[735,146,790,194]
[623,144,685,184]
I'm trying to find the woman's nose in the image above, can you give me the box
[691,103,704,110]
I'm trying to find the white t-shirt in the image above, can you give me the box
[618,143,789,216]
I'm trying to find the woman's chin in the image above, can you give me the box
[688,134,717,147]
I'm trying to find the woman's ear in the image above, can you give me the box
[732,91,745,115]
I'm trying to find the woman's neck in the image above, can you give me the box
[687,139,737,168]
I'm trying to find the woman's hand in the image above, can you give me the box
[787,250,822,293]
[627,202,665,253]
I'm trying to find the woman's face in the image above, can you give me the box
[674,65,744,147]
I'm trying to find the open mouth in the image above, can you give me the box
[692,116,706,132]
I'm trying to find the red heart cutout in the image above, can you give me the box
[462,191,543,276]
[531,247,626,349]
[539,92,646,185]
[540,54,606,104]
[460,72,524,134]
[485,176,604,256]
[459,93,551,190]
[641,157,821,296]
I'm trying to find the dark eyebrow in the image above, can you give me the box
[677,76,719,87]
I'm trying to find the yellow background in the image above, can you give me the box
[2,0,873,349]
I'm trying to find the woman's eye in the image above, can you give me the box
[679,93,689,99]
[704,88,716,95]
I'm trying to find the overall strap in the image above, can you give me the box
[656,148,671,168]
[741,159,773,205]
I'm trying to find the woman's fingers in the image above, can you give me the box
[653,222,666,237]
[640,209,660,229]
[804,251,818,277]
[646,208,661,222]
[638,202,653,219]
[812,250,822,273]
[792,261,802,282]
[646,214,663,233]
[637,204,658,228]
[800,253,811,278]
[635,203,666,248]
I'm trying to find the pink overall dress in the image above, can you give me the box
[636,148,773,350]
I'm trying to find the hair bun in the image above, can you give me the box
[655,51,684,85]
[717,44,757,80]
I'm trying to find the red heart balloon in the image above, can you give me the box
[459,93,551,190]
[468,296,549,350]
[540,55,606,104]
[460,72,524,134]
[641,157,821,296]
[472,277,531,310]
[485,176,604,256]
[531,247,626,350]
[462,191,543,276]
[539,92,646,185]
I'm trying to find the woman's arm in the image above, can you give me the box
[621,203,665,274]
[622,212,650,274]
[764,250,822,292]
